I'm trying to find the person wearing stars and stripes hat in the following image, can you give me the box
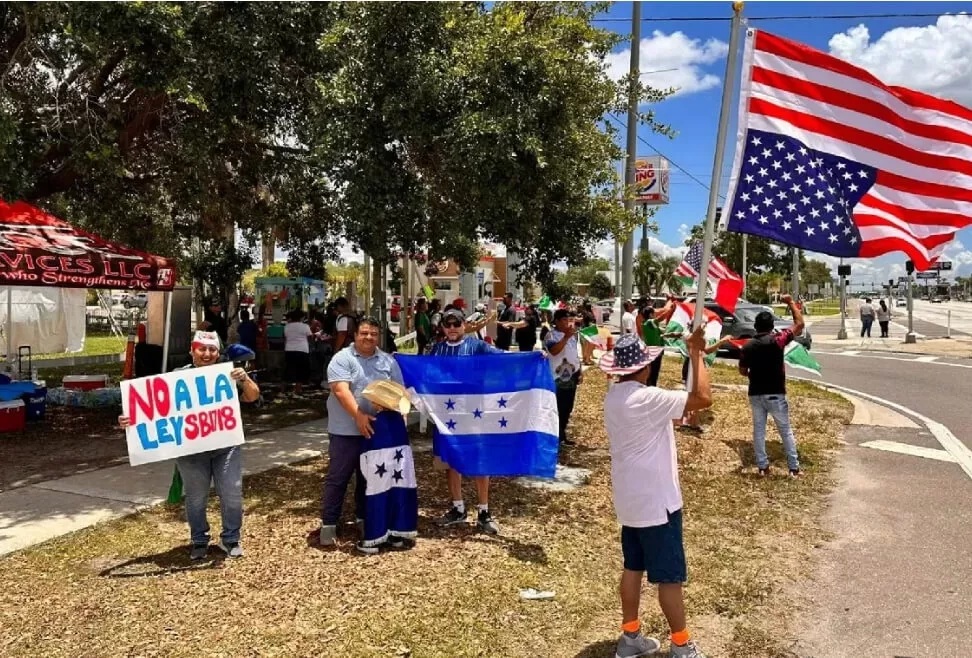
[600,329,713,658]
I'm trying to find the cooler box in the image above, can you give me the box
[0,400,26,433]
[23,382,47,420]
[63,375,109,391]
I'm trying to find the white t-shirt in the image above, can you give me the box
[603,381,689,527]
[336,316,350,333]
[284,321,312,352]
[543,329,581,385]
[621,311,636,334]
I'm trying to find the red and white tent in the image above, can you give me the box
[0,200,176,291]
[0,200,178,367]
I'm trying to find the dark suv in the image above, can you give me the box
[704,302,812,353]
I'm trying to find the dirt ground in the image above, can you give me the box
[0,361,851,658]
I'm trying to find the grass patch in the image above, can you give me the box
[0,360,850,658]
[33,332,127,361]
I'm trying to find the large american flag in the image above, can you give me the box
[722,29,972,270]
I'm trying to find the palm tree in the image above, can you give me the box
[634,251,685,297]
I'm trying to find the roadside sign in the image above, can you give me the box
[898,276,908,283]
[916,272,938,280]
[634,156,670,205]
[930,261,952,271]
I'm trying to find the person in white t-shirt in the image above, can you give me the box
[621,300,637,335]
[543,309,582,448]
[601,329,712,658]
[284,310,313,395]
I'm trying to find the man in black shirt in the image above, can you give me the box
[495,292,516,350]
[738,295,804,477]
[202,298,228,344]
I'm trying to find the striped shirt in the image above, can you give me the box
[428,337,503,357]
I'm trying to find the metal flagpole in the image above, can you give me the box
[161,290,174,373]
[692,3,745,329]
[5,287,12,372]
[905,272,916,343]
[791,247,800,299]
[621,0,641,302]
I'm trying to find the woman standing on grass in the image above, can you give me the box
[283,309,312,395]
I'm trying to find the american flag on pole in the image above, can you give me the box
[675,242,744,312]
[721,29,972,271]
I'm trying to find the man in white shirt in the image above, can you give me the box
[601,329,712,658]
[621,300,637,335]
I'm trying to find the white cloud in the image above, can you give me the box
[677,223,691,242]
[828,14,972,106]
[604,30,728,98]
[594,236,686,264]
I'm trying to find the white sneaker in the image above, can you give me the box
[615,632,661,657]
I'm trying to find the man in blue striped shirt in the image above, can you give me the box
[429,308,504,533]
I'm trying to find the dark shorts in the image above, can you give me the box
[620,509,686,584]
[284,350,310,383]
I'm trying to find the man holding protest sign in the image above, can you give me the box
[119,331,260,560]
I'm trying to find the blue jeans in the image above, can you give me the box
[860,317,873,337]
[749,394,800,471]
[176,446,243,545]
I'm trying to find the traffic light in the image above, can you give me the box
[837,264,851,276]
[905,260,914,275]
[889,279,894,287]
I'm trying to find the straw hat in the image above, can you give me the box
[362,379,411,415]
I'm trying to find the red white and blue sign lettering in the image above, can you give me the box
[121,363,243,466]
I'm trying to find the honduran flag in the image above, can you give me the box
[396,351,559,478]
[359,411,418,548]
[665,301,723,366]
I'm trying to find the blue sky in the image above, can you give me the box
[596,1,972,284]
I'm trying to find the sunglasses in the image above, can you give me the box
[442,319,463,328]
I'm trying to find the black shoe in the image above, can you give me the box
[437,506,468,526]
[561,438,577,446]
[477,509,499,535]
[355,541,380,555]
[388,537,414,550]
[789,469,802,478]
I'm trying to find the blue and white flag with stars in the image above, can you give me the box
[396,352,559,478]
[359,411,418,547]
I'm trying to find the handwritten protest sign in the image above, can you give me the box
[120,362,244,466]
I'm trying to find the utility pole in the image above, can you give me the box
[621,0,641,302]
[837,258,847,340]
[905,260,917,344]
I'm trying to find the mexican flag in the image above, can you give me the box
[784,341,821,375]
[729,337,821,375]
[579,324,609,350]
[665,301,723,366]
[538,296,563,313]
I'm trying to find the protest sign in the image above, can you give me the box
[121,362,244,466]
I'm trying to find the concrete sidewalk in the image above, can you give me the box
[0,418,332,557]
[808,316,972,358]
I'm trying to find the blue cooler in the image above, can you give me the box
[23,381,47,420]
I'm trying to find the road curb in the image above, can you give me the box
[790,376,972,482]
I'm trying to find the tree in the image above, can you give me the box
[561,258,611,287]
[545,274,574,303]
[588,273,613,299]
[683,224,777,274]
[745,272,782,304]
[634,250,683,298]
[309,2,674,286]
[803,259,834,287]
[1,3,339,257]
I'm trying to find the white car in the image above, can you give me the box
[896,298,907,307]
[122,292,148,309]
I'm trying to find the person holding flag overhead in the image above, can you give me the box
[601,328,712,658]
[738,295,804,477]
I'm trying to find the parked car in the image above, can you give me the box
[123,292,148,309]
[931,296,944,303]
[593,298,616,323]
[896,298,907,307]
[705,302,812,354]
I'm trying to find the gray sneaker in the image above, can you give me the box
[477,509,500,535]
[356,518,365,536]
[217,540,244,558]
[189,544,209,561]
[670,641,706,658]
[616,632,661,657]
[437,506,468,526]
[319,525,337,546]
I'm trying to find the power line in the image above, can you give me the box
[592,12,960,23]
[605,113,726,200]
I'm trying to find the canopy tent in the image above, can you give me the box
[0,200,177,369]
